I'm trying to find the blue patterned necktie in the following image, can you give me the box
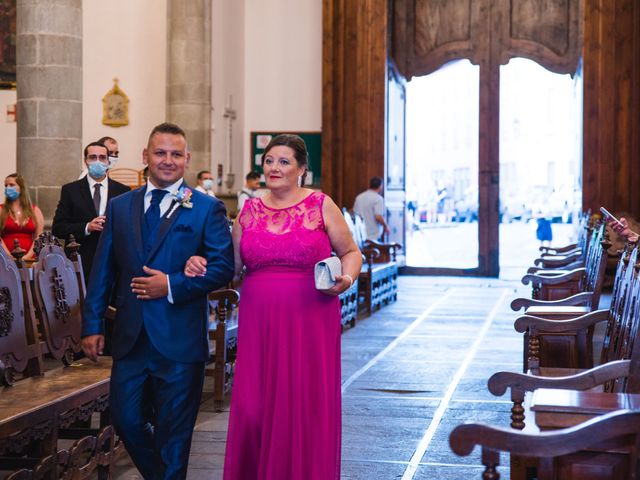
[145,189,168,234]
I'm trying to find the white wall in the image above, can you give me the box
[0,90,17,183]
[241,0,322,179]
[212,0,245,195]
[83,0,167,173]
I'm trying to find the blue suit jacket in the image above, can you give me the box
[81,186,234,363]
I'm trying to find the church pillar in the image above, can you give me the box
[166,0,211,184]
[16,0,82,223]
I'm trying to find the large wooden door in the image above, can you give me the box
[323,0,640,276]
[386,63,406,251]
[392,0,582,276]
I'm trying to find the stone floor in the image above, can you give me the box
[114,275,542,479]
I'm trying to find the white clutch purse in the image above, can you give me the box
[314,256,342,290]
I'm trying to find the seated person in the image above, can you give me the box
[0,174,44,260]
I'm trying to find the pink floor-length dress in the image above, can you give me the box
[223,192,341,480]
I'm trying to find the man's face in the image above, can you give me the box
[198,172,213,186]
[247,177,261,191]
[84,145,109,168]
[104,139,119,158]
[143,133,190,188]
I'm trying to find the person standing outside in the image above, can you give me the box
[81,123,234,479]
[353,176,390,241]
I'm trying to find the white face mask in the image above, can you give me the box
[202,179,214,190]
[108,155,119,168]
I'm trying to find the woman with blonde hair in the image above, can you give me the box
[0,174,44,260]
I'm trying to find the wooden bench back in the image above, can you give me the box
[450,409,640,479]
[30,233,84,364]
[600,243,640,367]
[0,244,43,385]
[581,222,609,308]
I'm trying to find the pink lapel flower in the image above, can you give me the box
[174,187,193,209]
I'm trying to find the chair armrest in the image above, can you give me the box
[513,309,609,333]
[449,410,640,458]
[521,268,586,286]
[487,359,630,397]
[510,292,594,311]
[533,252,582,267]
[540,243,578,254]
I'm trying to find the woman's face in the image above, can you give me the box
[4,177,19,192]
[263,146,305,190]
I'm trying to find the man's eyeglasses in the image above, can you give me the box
[86,154,108,162]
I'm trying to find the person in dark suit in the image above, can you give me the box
[52,141,130,282]
[81,122,234,479]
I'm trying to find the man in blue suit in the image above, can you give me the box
[81,122,234,479]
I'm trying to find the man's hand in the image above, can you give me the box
[82,335,104,362]
[87,215,107,233]
[131,266,169,300]
[184,255,207,278]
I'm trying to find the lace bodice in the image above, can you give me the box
[238,192,333,272]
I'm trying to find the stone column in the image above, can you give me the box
[16,0,82,224]
[166,0,211,184]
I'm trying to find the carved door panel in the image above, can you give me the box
[386,64,406,253]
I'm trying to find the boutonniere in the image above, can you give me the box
[167,187,193,218]
[174,187,193,209]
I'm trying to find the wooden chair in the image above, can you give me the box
[514,244,638,373]
[107,168,144,189]
[450,409,640,479]
[489,245,640,429]
[0,241,43,386]
[528,212,593,270]
[520,222,606,301]
[205,289,239,412]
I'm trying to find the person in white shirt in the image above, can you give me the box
[195,170,216,197]
[353,176,390,241]
[237,171,261,212]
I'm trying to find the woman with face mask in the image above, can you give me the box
[0,174,45,261]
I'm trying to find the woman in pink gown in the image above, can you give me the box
[187,134,362,479]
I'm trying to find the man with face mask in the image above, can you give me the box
[53,141,131,282]
[78,136,120,179]
[195,170,217,197]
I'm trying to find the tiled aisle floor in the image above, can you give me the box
[115,275,531,479]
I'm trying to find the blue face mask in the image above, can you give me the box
[5,186,19,201]
[87,161,109,179]
[202,179,214,191]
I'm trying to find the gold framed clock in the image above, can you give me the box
[102,78,129,127]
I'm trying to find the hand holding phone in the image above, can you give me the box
[600,207,624,227]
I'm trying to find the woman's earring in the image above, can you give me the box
[297,176,303,187]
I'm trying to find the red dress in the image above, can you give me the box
[1,210,36,253]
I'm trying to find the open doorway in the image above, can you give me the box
[498,58,583,279]
[404,58,582,274]
[405,59,480,270]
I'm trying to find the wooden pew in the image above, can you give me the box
[0,241,43,386]
[342,209,399,315]
[0,233,121,479]
[205,289,239,412]
[487,245,640,430]
[520,222,606,301]
[515,244,638,373]
[450,409,640,480]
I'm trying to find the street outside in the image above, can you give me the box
[406,221,575,279]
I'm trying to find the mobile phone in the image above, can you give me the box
[600,207,624,227]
